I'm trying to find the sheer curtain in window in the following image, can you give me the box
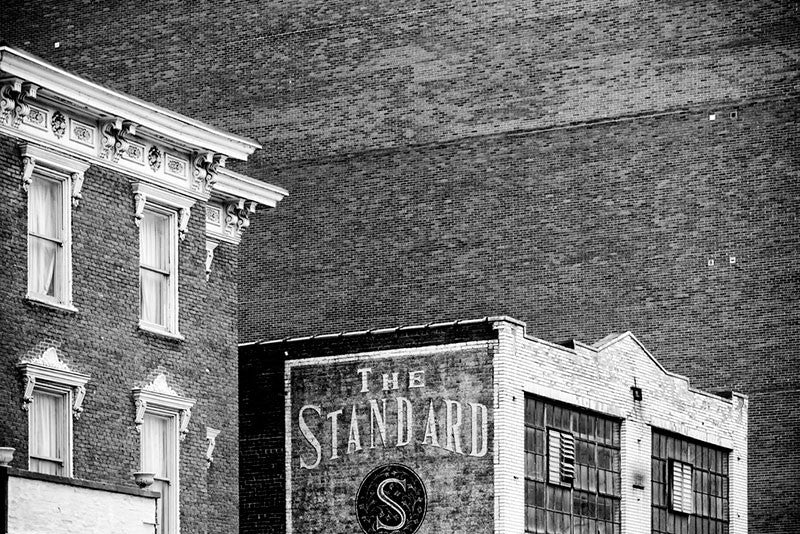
[29,175,62,297]
[140,211,170,327]
[30,390,65,475]
[143,413,174,534]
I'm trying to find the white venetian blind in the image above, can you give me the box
[671,460,694,513]
[140,210,170,327]
[28,174,62,297]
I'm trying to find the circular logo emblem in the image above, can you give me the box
[355,463,427,534]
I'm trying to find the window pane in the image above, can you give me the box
[30,175,62,239]
[141,269,168,326]
[141,210,170,271]
[30,390,66,476]
[30,236,59,296]
[142,413,172,478]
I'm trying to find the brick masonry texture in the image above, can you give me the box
[242,320,747,533]
[0,135,241,533]
[2,1,798,533]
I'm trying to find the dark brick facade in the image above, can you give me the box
[2,1,799,533]
[240,322,498,533]
[0,133,241,533]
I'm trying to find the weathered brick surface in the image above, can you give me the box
[2,2,797,533]
[240,323,497,533]
[242,319,747,533]
[1,1,797,165]
[0,134,240,533]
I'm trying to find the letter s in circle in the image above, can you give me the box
[375,478,407,531]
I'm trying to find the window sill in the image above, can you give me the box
[138,322,185,342]
[25,295,79,314]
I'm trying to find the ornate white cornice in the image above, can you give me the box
[204,168,288,245]
[131,374,196,441]
[2,46,289,246]
[17,347,91,418]
[0,47,260,160]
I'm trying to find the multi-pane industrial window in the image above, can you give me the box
[29,386,70,476]
[525,397,621,534]
[139,207,177,334]
[142,412,178,534]
[652,431,729,534]
[27,170,71,306]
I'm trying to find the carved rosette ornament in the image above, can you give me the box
[51,111,67,139]
[224,199,257,240]
[192,152,226,192]
[148,146,162,172]
[100,118,137,162]
[0,79,39,128]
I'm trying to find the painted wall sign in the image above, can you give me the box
[355,463,427,534]
[296,367,489,469]
[286,344,495,533]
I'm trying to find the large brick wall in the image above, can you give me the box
[240,322,498,533]
[0,135,241,533]
[3,2,797,533]
[1,1,797,164]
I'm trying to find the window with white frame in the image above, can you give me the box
[29,386,70,475]
[21,144,89,310]
[133,374,195,534]
[132,182,193,338]
[140,206,177,331]
[142,411,178,534]
[18,347,90,478]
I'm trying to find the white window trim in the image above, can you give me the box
[132,182,194,339]
[18,347,91,478]
[21,143,90,312]
[132,374,195,534]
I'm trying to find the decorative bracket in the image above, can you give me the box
[205,240,219,281]
[179,408,192,442]
[131,373,196,440]
[134,398,148,433]
[71,172,85,207]
[0,79,39,128]
[205,427,221,467]
[224,199,258,240]
[21,155,35,192]
[133,191,146,226]
[22,375,36,411]
[17,347,91,418]
[179,207,191,242]
[100,118,137,162]
[192,152,226,192]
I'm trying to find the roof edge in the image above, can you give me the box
[0,46,261,160]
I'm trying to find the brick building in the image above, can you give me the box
[0,47,286,532]
[240,317,748,534]
[1,1,797,532]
